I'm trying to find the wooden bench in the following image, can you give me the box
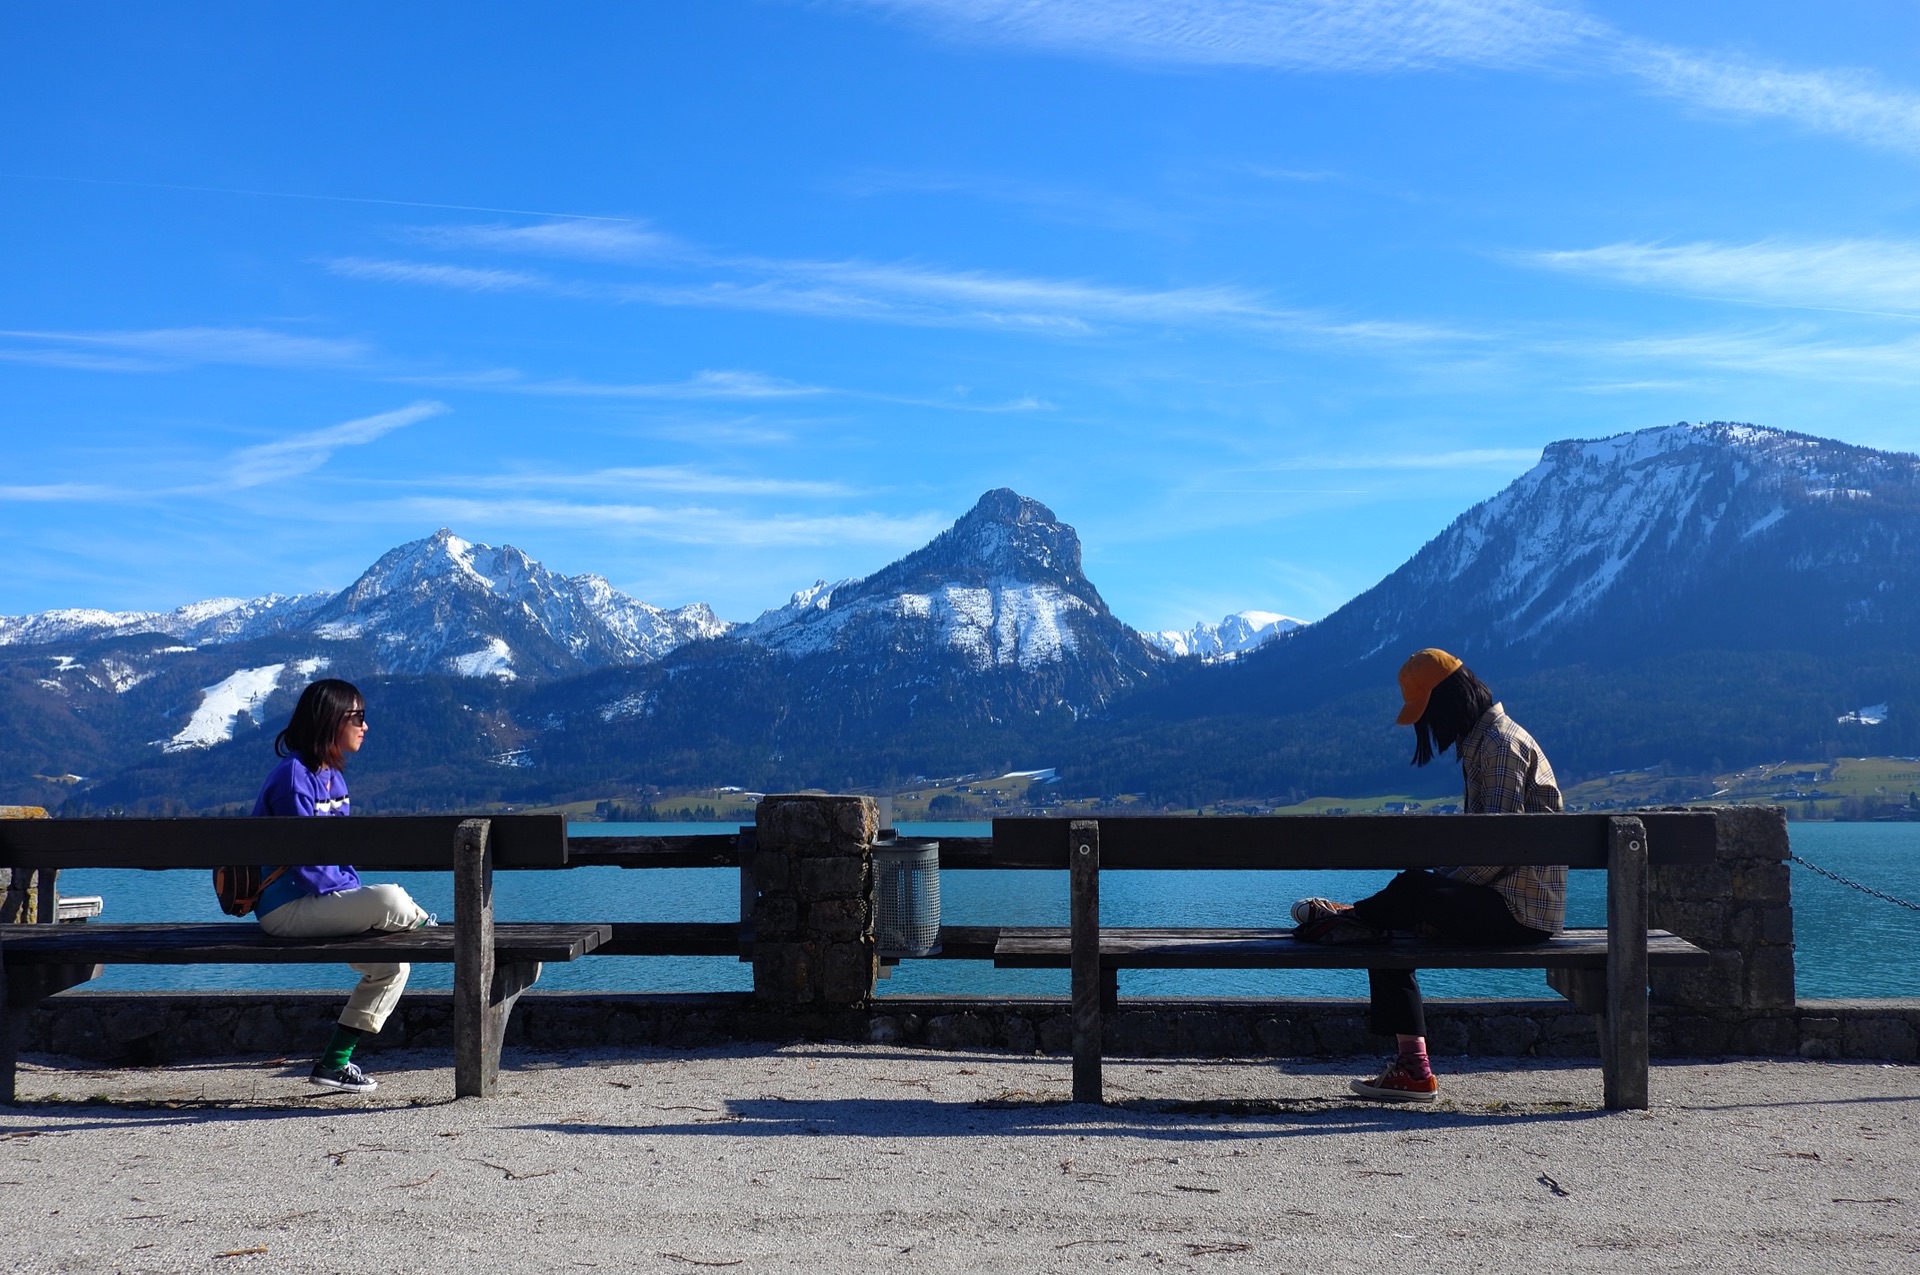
[984,813,1718,1110]
[0,815,606,1102]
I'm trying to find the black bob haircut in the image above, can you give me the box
[275,678,364,771]
[1411,666,1494,767]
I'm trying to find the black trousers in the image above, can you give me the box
[1347,870,1550,1038]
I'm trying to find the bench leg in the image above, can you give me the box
[481,960,541,1092]
[454,817,497,1098]
[1070,820,1102,1104]
[1604,817,1650,1110]
[1,1004,24,1106]
[4,962,101,1105]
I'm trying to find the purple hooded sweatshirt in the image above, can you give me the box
[251,754,361,915]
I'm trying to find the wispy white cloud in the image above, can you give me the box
[786,259,1268,324]
[1622,44,1920,155]
[327,257,557,294]
[511,369,830,399]
[846,0,1597,73]
[1525,238,1920,315]
[0,482,119,502]
[228,401,448,488]
[343,235,1472,346]
[411,219,683,261]
[847,1,1920,157]
[0,326,370,369]
[0,347,167,372]
[1590,326,1920,385]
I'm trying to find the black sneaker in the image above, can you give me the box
[310,1060,377,1093]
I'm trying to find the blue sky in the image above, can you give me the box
[5,1,1920,631]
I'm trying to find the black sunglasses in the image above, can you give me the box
[343,711,368,724]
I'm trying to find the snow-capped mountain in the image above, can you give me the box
[571,573,731,662]
[1146,611,1304,661]
[1088,421,1920,796]
[519,488,1171,794]
[0,529,733,682]
[737,488,1162,700]
[305,529,731,679]
[1296,421,1920,669]
[0,592,330,648]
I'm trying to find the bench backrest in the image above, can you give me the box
[0,815,568,871]
[989,812,1720,869]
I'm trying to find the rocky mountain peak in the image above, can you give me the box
[854,488,1089,603]
[738,489,1156,692]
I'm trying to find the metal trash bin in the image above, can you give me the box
[874,836,941,958]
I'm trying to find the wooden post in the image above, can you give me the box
[34,869,57,925]
[736,826,757,961]
[453,818,496,1098]
[1069,819,1101,1105]
[1603,816,1650,1110]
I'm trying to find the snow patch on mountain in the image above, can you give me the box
[600,691,658,722]
[449,638,515,679]
[161,656,328,752]
[1838,703,1888,725]
[1147,611,1304,661]
[97,658,152,693]
[926,582,1086,671]
[744,578,1090,669]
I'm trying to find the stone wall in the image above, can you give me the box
[749,794,878,1010]
[19,991,1920,1064]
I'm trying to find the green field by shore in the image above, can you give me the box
[529,756,1920,824]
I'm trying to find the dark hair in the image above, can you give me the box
[275,678,364,771]
[1411,666,1494,767]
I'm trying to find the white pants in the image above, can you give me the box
[258,883,429,1033]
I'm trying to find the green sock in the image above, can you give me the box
[320,1025,364,1070]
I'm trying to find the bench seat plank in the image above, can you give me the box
[993,926,1708,971]
[0,922,609,965]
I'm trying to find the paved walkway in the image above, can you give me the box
[6,1046,1919,1273]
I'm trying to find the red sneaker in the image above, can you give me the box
[1351,1058,1439,1103]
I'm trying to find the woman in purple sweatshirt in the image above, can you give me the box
[252,678,431,1092]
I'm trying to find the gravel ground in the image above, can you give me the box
[5,1045,1918,1274]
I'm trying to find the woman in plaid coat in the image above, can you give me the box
[1292,648,1565,1101]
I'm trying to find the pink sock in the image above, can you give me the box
[1397,1036,1432,1078]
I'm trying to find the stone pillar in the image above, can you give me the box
[751,795,878,1010]
[1,807,51,925]
[1649,804,1795,1051]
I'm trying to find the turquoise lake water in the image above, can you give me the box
[51,819,1920,1000]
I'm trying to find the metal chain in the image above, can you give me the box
[1790,853,1920,913]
